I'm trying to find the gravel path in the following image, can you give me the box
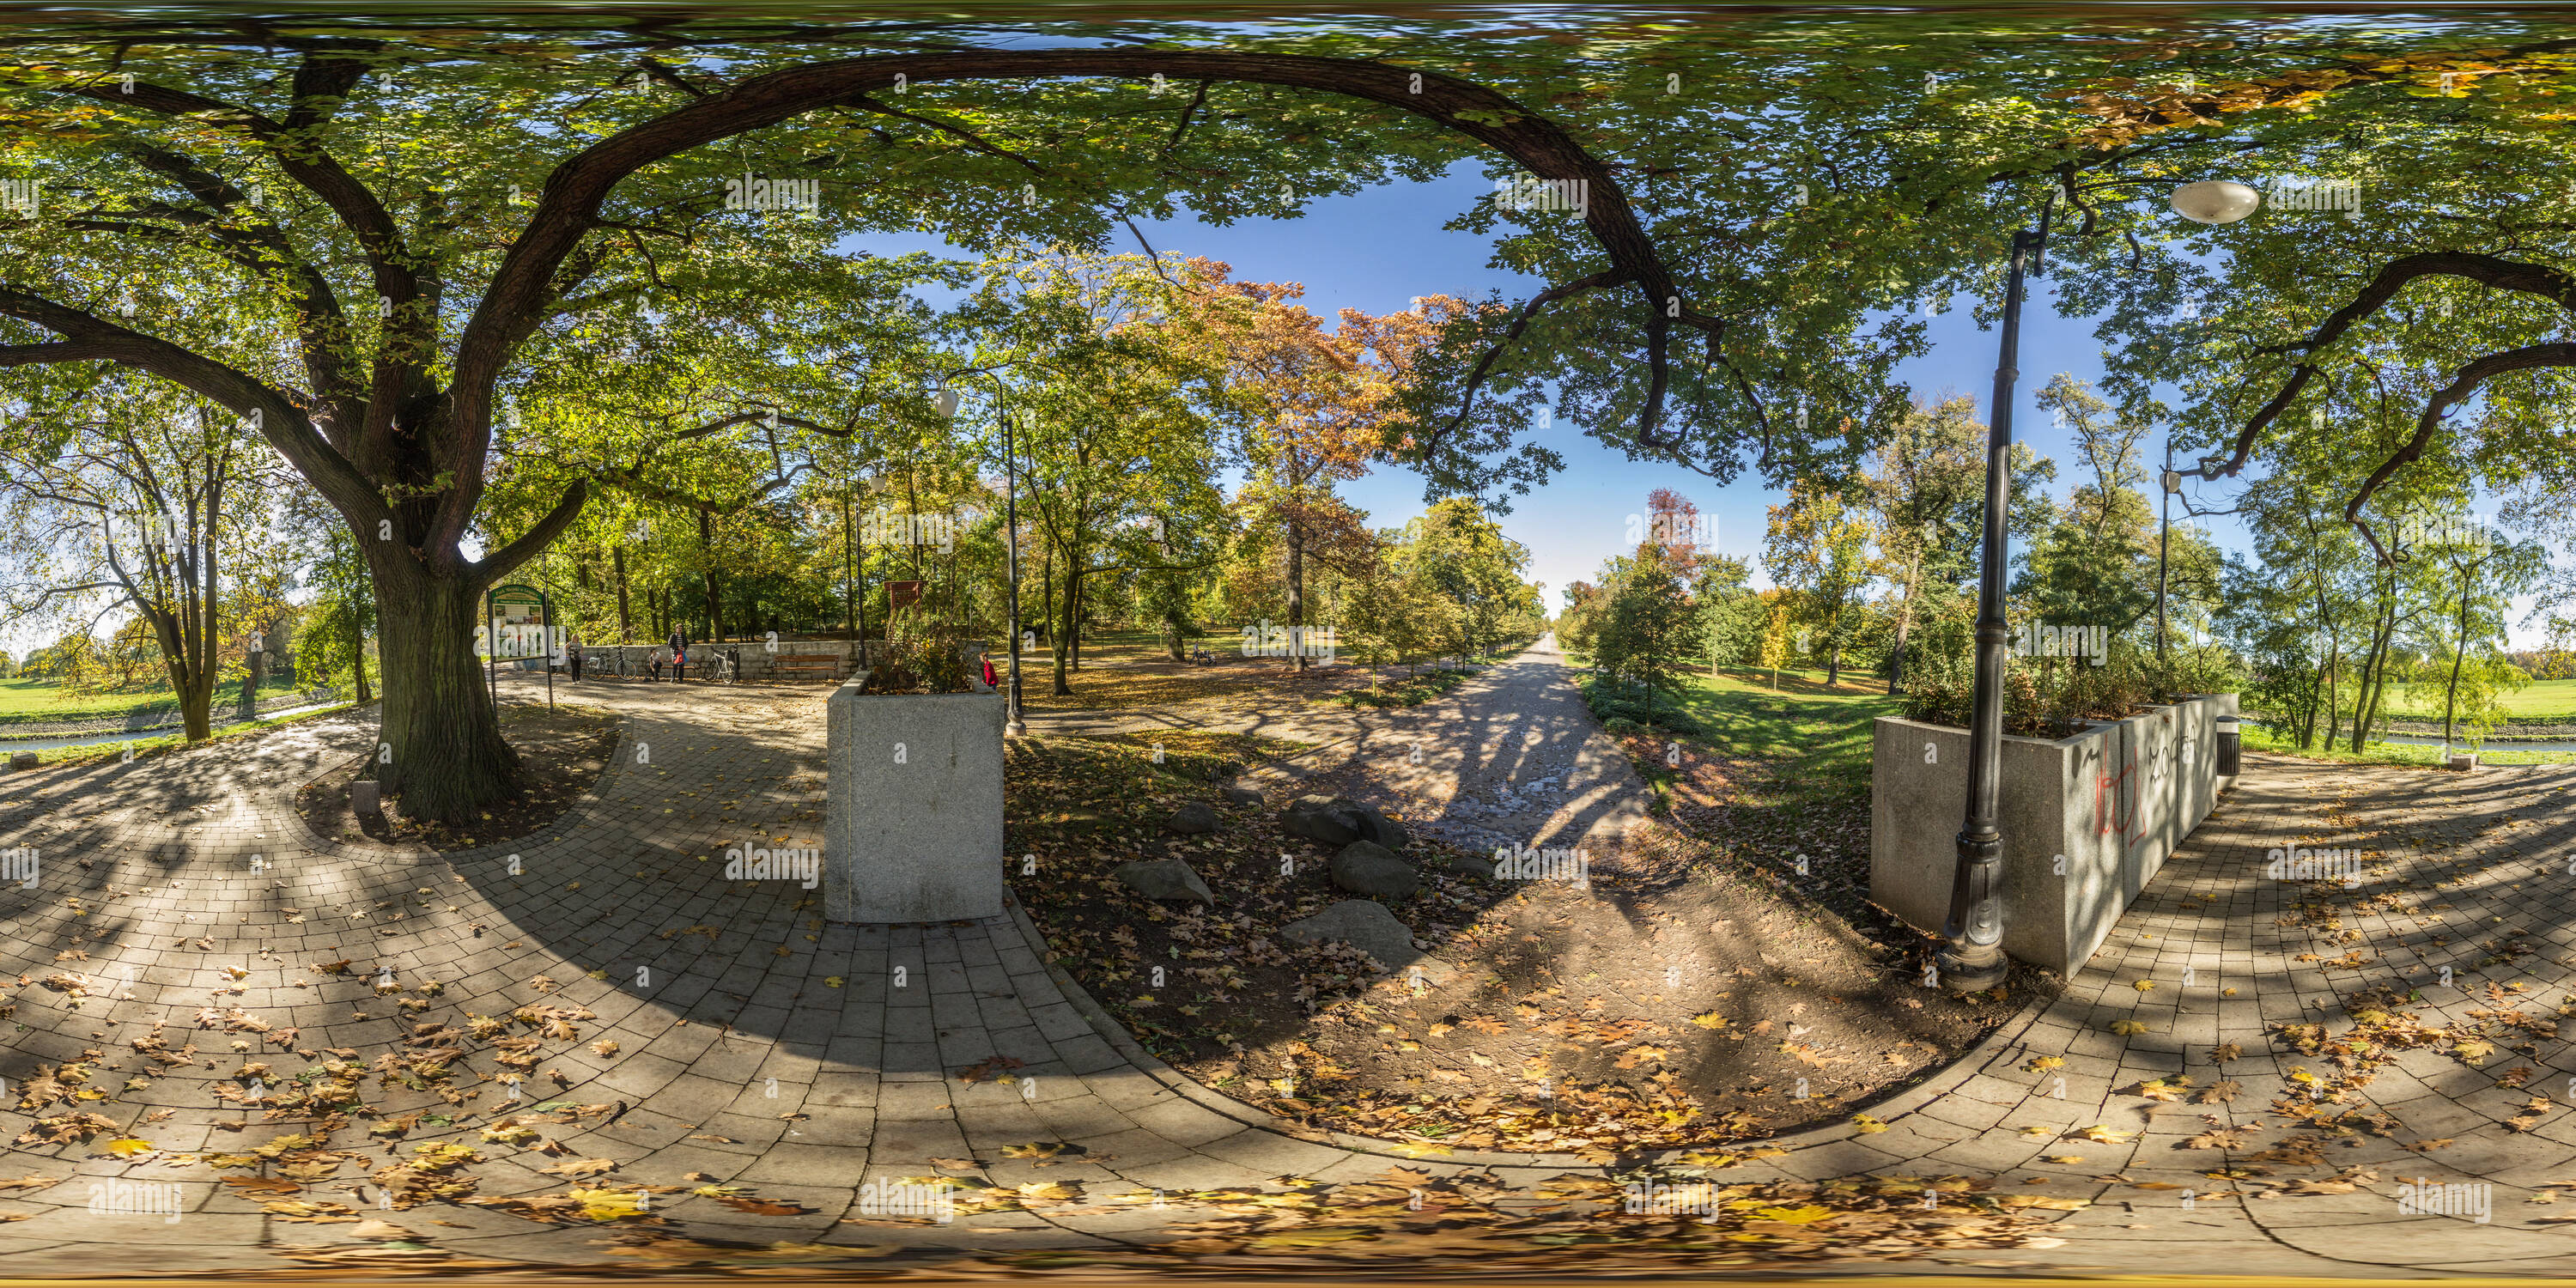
[1026,634,1648,862]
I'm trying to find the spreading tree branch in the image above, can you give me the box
[462,49,1698,467]
[2346,341,2576,564]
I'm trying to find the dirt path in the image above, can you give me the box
[1025,634,1649,862]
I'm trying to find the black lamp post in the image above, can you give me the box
[1933,195,2054,995]
[937,368,1028,736]
[1935,179,2257,993]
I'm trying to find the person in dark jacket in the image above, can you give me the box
[667,628,689,683]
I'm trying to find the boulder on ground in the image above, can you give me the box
[1114,857,1215,905]
[1330,840,1419,897]
[1282,796,1362,846]
[1346,803,1410,852]
[1283,794,1411,851]
[1167,802,1219,834]
[1279,898,1450,980]
[1425,848,1496,879]
[7,751,35,771]
[1219,785,1263,807]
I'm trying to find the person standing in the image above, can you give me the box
[668,625,689,683]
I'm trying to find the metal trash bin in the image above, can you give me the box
[2215,714,2241,778]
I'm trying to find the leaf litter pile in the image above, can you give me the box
[613,1164,2068,1274]
[295,703,619,851]
[21,1162,2076,1275]
[0,959,860,1261]
[0,712,2071,1279]
[1006,729,2019,1159]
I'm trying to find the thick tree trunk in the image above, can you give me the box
[179,684,213,741]
[150,611,216,744]
[371,562,519,821]
[614,545,633,642]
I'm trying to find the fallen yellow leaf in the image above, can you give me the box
[1753,1204,1835,1224]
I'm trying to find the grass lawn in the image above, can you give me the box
[1012,629,1481,714]
[20,698,363,767]
[2375,675,2576,722]
[1591,665,1899,811]
[0,673,305,725]
[1326,665,1473,709]
[2242,724,2576,768]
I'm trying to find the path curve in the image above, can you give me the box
[0,666,2566,1275]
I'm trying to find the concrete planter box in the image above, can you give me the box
[825,677,1006,923]
[1868,694,2238,975]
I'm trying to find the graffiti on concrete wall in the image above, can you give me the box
[2093,716,2198,852]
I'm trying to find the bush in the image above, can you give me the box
[1900,640,2245,735]
[863,609,972,694]
[1579,673,1709,738]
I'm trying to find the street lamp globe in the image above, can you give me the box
[934,388,960,419]
[2170,180,2260,225]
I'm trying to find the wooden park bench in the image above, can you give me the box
[771,653,845,682]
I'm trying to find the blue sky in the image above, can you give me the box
[853,162,2274,635]
[866,163,2567,649]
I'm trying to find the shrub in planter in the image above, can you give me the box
[860,610,971,695]
[1901,641,2241,737]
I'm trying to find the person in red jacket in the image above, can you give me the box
[981,653,998,690]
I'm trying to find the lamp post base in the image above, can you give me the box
[1934,941,2009,994]
[1006,719,1028,737]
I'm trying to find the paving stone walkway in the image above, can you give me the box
[0,668,2572,1275]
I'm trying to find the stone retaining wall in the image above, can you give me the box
[565,641,989,683]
